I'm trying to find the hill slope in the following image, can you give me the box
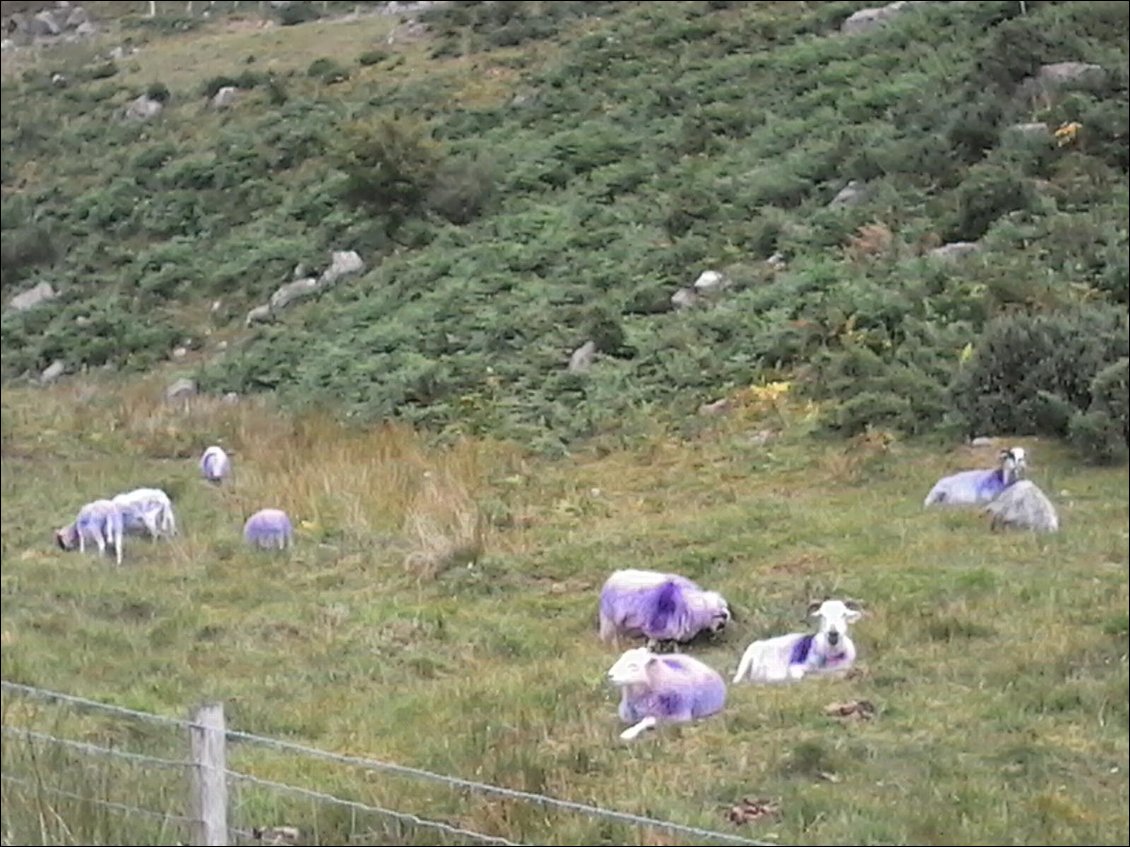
[1,0,1128,455]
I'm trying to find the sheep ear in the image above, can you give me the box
[807,600,823,617]
[844,600,862,612]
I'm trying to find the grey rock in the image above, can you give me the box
[829,179,867,208]
[671,287,699,310]
[568,340,597,373]
[7,282,58,313]
[166,377,197,401]
[1035,61,1105,89]
[30,10,62,37]
[210,86,239,109]
[318,250,365,287]
[928,241,981,261]
[841,1,909,35]
[246,304,273,326]
[692,269,729,294]
[124,94,163,122]
[41,360,65,383]
[269,277,320,312]
[970,436,995,447]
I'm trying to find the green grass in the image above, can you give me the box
[2,1,1127,451]
[2,376,1127,845]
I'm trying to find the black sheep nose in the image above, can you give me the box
[827,631,840,646]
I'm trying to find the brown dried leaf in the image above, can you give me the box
[726,797,781,826]
[824,699,876,720]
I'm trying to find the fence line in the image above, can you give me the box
[1,774,194,827]
[2,679,778,846]
[227,770,524,846]
[1,726,192,771]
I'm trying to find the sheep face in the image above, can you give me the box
[807,599,862,649]
[1000,447,1027,484]
[55,524,79,551]
[607,647,656,687]
[691,590,732,633]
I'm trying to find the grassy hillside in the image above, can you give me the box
[1,375,1128,845]
[1,1,1127,455]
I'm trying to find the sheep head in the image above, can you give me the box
[689,589,732,633]
[807,599,863,648]
[607,646,657,687]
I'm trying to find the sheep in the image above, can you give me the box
[243,508,294,550]
[200,445,231,485]
[923,447,1027,508]
[112,487,178,541]
[606,645,727,740]
[732,599,862,684]
[55,499,125,566]
[598,568,732,649]
[985,479,1060,533]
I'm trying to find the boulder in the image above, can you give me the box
[318,250,365,287]
[124,94,163,121]
[269,277,320,312]
[568,340,597,373]
[841,1,909,35]
[6,281,58,313]
[166,378,197,401]
[40,360,65,384]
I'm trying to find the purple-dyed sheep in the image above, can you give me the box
[924,447,1026,507]
[607,646,727,740]
[243,508,294,550]
[55,499,125,566]
[112,487,177,540]
[200,445,231,485]
[598,568,731,648]
[732,599,862,684]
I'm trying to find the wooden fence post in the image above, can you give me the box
[189,703,229,847]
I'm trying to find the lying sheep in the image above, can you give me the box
[243,508,294,550]
[985,479,1060,533]
[924,447,1026,508]
[732,599,862,684]
[200,445,231,485]
[112,487,177,541]
[606,645,727,740]
[598,568,731,649]
[55,499,125,566]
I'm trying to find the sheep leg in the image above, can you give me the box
[620,716,658,741]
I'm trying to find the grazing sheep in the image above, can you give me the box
[243,508,294,550]
[200,445,231,485]
[923,447,1026,507]
[732,599,862,684]
[606,646,727,740]
[55,499,125,566]
[985,479,1060,533]
[112,487,177,540]
[598,568,732,648]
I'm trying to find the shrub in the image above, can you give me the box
[944,160,1035,242]
[277,1,322,26]
[145,82,170,104]
[1068,357,1129,464]
[948,306,1130,440]
[358,49,389,67]
[426,152,496,225]
[307,58,350,84]
[332,116,442,230]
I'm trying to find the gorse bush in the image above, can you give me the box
[1069,357,1130,464]
[948,305,1130,447]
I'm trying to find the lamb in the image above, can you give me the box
[200,445,231,485]
[606,645,727,740]
[55,499,125,566]
[923,447,1026,508]
[598,568,732,649]
[732,599,862,684]
[243,508,294,550]
[984,479,1060,533]
[111,487,178,541]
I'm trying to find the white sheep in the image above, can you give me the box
[606,646,727,741]
[55,499,125,566]
[985,479,1060,533]
[732,599,862,684]
[924,447,1026,507]
[200,445,231,485]
[111,487,178,541]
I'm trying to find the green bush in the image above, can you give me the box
[145,82,171,104]
[277,1,322,27]
[948,306,1130,440]
[332,116,442,230]
[944,160,1035,242]
[307,58,350,84]
[1068,357,1129,464]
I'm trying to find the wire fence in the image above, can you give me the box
[1,680,777,847]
